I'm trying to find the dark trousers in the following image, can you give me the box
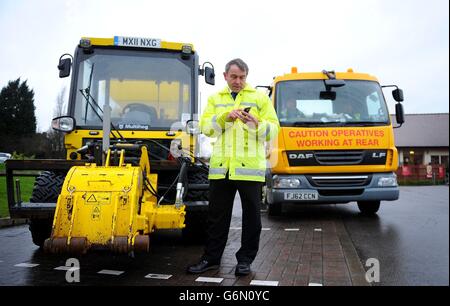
[203,178,263,264]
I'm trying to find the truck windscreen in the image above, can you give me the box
[276,80,390,127]
[72,49,193,130]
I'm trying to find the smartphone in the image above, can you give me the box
[243,107,251,113]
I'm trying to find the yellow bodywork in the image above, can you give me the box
[269,126,398,174]
[64,130,195,162]
[82,36,194,52]
[273,67,379,83]
[44,146,185,254]
[268,67,398,175]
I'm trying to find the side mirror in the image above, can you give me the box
[256,85,273,97]
[58,57,72,78]
[186,119,200,135]
[52,116,75,132]
[392,88,404,102]
[204,67,215,85]
[395,103,405,125]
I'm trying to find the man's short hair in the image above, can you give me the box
[225,58,249,75]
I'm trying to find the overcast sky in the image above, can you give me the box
[0,0,448,131]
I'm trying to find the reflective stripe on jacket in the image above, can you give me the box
[200,84,280,182]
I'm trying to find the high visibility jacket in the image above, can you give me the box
[201,84,280,182]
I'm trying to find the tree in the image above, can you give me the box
[46,87,67,157]
[0,78,37,136]
[54,86,66,118]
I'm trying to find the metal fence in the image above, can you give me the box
[396,164,448,184]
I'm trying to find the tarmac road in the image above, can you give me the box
[276,185,449,286]
[0,186,448,286]
[340,186,449,286]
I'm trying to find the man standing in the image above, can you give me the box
[187,58,279,276]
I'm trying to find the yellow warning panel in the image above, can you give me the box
[85,192,112,205]
[92,205,101,220]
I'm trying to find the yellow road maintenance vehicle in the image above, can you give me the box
[5,36,215,253]
[264,68,405,215]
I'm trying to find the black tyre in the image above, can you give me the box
[357,200,380,215]
[30,171,65,203]
[29,219,53,248]
[185,170,209,201]
[268,202,282,216]
[182,170,209,242]
[29,171,65,247]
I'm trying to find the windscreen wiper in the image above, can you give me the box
[83,63,95,124]
[79,63,124,140]
[293,121,346,127]
[292,121,324,127]
[343,121,388,126]
[78,89,124,140]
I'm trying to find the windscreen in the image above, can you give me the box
[276,80,390,127]
[73,49,193,130]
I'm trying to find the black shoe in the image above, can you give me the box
[187,259,220,274]
[235,262,251,276]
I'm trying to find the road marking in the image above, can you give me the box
[14,263,39,268]
[195,277,223,283]
[250,280,279,286]
[145,273,172,280]
[231,227,271,231]
[54,266,80,271]
[0,260,3,263]
[284,228,300,231]
[98,269,124,276]
[308,282,323,286]
[314,228,322,232]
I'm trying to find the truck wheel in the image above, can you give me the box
[29,171,65,247]
[182,170,209,242]
[357,201,380,215]
[30,171,65,202]
[29,219,53,248]
[185,170,209,201]
[268,202,282,216]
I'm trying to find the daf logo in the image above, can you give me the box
[372,152,386,158]
[289,153,314,159]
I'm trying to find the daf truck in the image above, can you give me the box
[265,68,404,215]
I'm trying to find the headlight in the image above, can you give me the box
[51,116,75,133]
[274,177,301,188]
[378,175,398,187]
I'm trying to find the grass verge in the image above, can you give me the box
[0,163,35,218]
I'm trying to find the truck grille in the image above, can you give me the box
[315,151,364,165]
[307,175,372,187]
[286,150,387,166]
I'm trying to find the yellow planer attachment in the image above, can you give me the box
[43,146,185,254]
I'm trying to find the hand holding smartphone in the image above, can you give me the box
[241,107,258,128]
